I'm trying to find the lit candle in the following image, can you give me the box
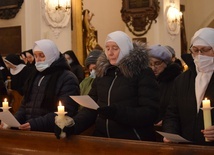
[57,101,65,113]
[56,101,67,138]
[2,98,8,108]
[202,98,212,142]
[202,98,211,108]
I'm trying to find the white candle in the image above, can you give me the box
[202,98,211,108]
[202,98,212,142]
[2,98,8,108]
[57,101,65,113]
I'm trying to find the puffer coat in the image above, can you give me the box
[15,56,80,132]
[73,43,160,141]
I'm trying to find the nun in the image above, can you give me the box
[163,27,214,145]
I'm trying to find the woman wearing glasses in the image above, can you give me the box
[163,27,214,145]
[148,45,182,141]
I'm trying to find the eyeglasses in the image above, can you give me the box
[189,45,213,54]
[149,60,163,67]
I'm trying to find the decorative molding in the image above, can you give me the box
[121,0,160,36]
[42,0,71,38]
[165,5,182,36]
[0,0,24,19]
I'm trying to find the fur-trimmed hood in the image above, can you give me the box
[96,42,149,78]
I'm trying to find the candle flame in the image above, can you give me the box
[205,97,208,100]
[4,98,7,102]
[59,101,62,106]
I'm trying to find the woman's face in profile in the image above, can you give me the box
[26,52,35,64]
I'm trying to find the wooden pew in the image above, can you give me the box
[8,90,23,114]
[0,129,214,155]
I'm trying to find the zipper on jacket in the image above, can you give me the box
[133,128,141,140]
[106,71,118,138]
[31,76,45,115]
[38,76,45,86]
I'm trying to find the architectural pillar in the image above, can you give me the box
[72,0,84,65]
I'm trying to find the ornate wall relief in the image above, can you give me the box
[82,9,98,60]
[165,4,182,36]
[0,0,24,19]
[121,0,159,36]
[42,0,71,38]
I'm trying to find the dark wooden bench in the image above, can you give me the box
[0,129,214,155]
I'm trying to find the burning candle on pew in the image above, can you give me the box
[202,98,212,142]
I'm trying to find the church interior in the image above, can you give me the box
[0,0,214,154]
